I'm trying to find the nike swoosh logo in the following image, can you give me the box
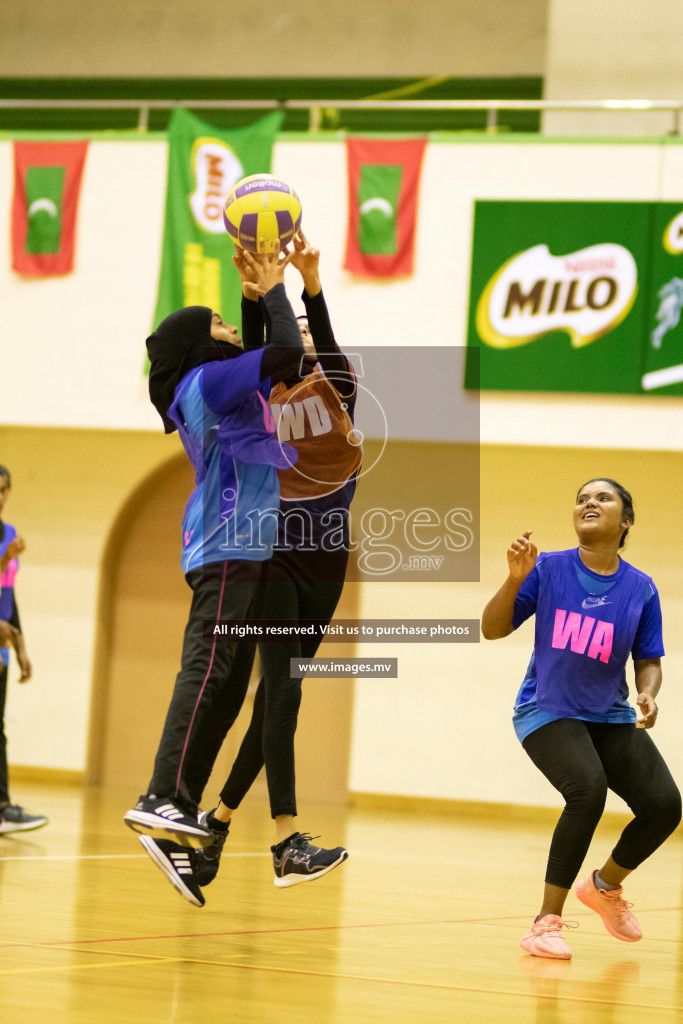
[581,597,610,610]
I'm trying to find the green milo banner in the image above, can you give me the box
[153,107,283,332]
[465,200,683,396]
[642,205,683,394]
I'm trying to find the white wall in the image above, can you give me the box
[3,133,683,810]
[544,0,683,135]
[3,134,683,448]
[0,429,179,778]
[0,140,167,432]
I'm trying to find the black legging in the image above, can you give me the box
[148,559,266,813]
[218,547,347,817]
[522,718,682,890]
[0,666,9,805]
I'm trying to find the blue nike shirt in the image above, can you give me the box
[511,548,664,742]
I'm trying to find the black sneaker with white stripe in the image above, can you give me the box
[124,794,212,849]
[138,835,205,907]
[194,809,229,887]
[272,833,348,888]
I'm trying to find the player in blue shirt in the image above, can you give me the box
[0,465,48,835]
[186,234,357,889]
[482,478,681,960]
[124,250,305,906]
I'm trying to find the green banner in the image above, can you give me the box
[25,165,65,254]
[464,200,671,394]
[358,163,402,255]
[152,107,283,333]
[640,203,683,395]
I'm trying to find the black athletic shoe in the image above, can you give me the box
[194,809,229,887]
[0,805,48,834]
[124,794,211,849]
[138,835,205,907]
[272,832,348,888]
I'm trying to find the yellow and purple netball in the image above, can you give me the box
[223,173,302,253]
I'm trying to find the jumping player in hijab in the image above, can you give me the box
[124,249,305,907]
[185,233,361,890]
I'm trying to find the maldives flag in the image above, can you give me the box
[344,137,427,278]
[12,141,88,276]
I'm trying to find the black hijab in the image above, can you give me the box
[146,306,242,433]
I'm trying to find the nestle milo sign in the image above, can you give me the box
[465,200,683,396]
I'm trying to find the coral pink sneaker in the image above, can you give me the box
[575,872,642,942]
[520,915,576,960]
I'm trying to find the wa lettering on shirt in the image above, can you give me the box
[270,397,332,440]
[551,608,614,663]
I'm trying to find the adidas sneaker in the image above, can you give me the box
[124,794,211,848]
[138,835,205,907]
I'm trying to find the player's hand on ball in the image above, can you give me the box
[507,530,537,580]
[291,230,320,276]
[291,230,321,295]
[242,246,294,295]
[232,245,260,300]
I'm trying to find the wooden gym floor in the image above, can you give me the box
[1,782,682,1024]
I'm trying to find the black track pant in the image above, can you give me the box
[148,559,266,813]
[216,548,347,818]
[0,665,9,805]
[522,718,682,890]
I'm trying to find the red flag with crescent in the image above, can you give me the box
[12,141,88,276]
[344,137,427,278]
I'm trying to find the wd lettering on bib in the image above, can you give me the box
[551,608,614,663]
[269,365,363,500]
[270,396,333,440]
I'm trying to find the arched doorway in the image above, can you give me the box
[87,453,357,805]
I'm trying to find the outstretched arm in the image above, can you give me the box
[233,247,265,351]
[239,250,304,383]
[292,232,355,396]
[201,252,303,413]
[481,531,537,640]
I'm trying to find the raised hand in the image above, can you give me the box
[240,246,294,296]
[290,230,321,296]
[0,535,25,574]
[507,530,537,581]
[232,245,260,300]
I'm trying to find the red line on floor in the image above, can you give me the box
[2,905,681,950]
